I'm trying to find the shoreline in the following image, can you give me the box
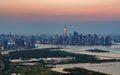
[7,44,120,75]
[51,62,120,75]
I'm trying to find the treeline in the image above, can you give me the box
[9,48,120,63]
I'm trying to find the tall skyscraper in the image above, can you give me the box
[3,40,8,49]
[30,36,35,48]
[15,39,25,48]
[64,25,67,37]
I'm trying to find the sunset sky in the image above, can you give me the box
[0,0,120,35]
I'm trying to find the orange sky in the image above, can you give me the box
[0,0,120,21]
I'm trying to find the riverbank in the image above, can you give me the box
[10,65,109,75]
[52,62,120,75]
[2,44,120,75]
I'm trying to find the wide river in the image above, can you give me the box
[36,44,120,75]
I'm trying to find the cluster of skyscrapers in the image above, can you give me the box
[39,26,112,46]
[0,26,112,50]
[0,34,35,50]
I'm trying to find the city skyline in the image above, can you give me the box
[0,24,120,35]
[0,0,120,35]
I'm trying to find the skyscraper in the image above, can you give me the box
[64,25,67,37]
[3,40,8,49]
[30,36,35,48]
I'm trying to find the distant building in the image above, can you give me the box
[0,40,8,50]
[105,36,112,46]
[64,25,67,38]
[63,26,68,45]
[3,40,8,49]
[15,39,25,48]
[30,36,35,48]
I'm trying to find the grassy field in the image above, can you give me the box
[10,66,63,75]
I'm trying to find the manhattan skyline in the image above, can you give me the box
[0,0,120,35]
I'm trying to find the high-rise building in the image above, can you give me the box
[105,36,112,46]
[3,40,8,49]
[30,36,35,48]
[15,39,25,48]
[64,25,67,38]
[63,25,69,45]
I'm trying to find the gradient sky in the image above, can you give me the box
[0,0,120,35]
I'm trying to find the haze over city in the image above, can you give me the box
[0,1,120,75]
[0,0,120,35]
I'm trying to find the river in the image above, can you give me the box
[36,44,120,75]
